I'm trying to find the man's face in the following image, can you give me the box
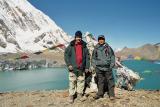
[98,39,105,45]
[75,37,82,43]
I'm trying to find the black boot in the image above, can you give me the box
[94,95,103,100]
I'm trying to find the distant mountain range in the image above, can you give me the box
[116,43,160,60]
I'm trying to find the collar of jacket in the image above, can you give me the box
[70,40,87,48]
[95,43,109,49]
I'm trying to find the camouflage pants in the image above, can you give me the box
[69,70,85,96]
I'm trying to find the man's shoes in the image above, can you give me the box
[94,95,103,100]
[68,95,74,104]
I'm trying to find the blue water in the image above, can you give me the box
[0,60,160,92]
[122,60,160,90]
[0,68,69,92]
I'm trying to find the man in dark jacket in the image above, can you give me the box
[92,35,115,100]
[64,31,90,103]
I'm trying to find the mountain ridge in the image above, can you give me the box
[116,43,160,60]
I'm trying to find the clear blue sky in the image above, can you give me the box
[28,0,160,49]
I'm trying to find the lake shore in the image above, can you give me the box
[0,89,160,107]
[0,52,66,71]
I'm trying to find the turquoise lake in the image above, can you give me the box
[122,60,160,90]
[0,60,160,92]
[0,68,69,92]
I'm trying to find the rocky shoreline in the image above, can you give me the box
[0,89,160,107]
[0,52,65,71]
[0,59,65,71]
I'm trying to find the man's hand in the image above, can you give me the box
[85,69,89,73]
[68,65,73,71]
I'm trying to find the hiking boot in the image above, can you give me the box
[68,95,74,104]
[93,95,103,100]
[77,94,87,102]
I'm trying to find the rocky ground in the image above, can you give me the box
[0,89,160,107]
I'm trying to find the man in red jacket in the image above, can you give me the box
[64,31,90,103]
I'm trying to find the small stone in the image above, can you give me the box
[141,96,146,98]
[125,98,130,101]
[104,103,109,107]
[40,95,45,97]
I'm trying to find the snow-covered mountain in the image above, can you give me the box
[0,0,71,53]
[115,48,122,52]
